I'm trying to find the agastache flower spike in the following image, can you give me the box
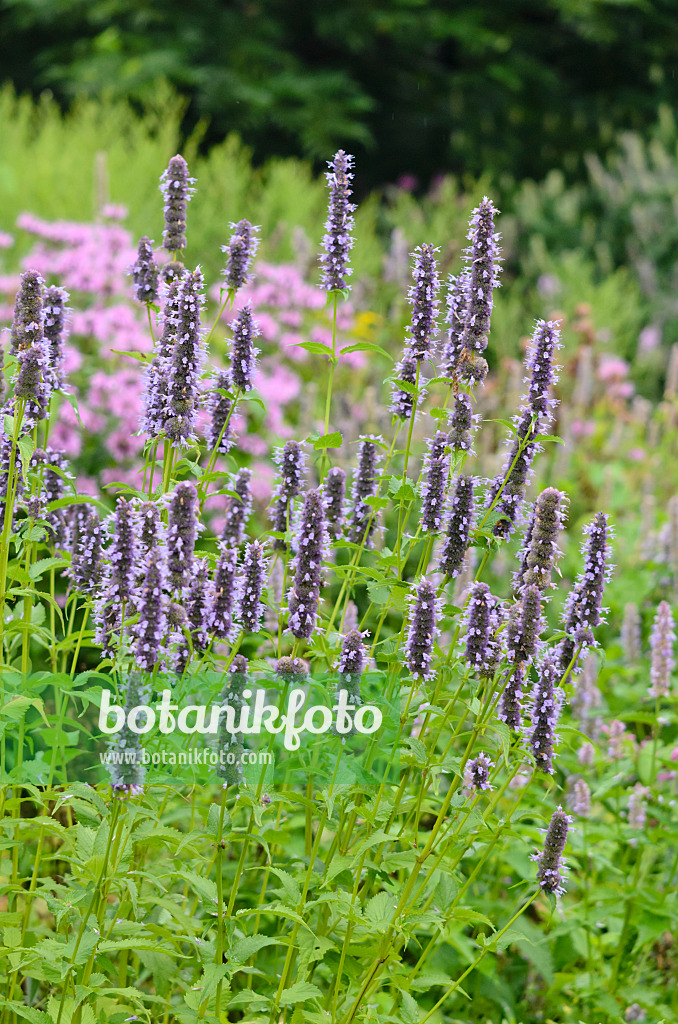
[211,544,239,640]
[535,807,570,895]
[525,319,560,421]
[238,540,267,634]
[448,393,475,454]
[324,466,346,539]
[506,585,542,664]
[187,560,212,653]
[222,219,259,293]
[107,672,147,798]
[10,270,44,355]
[108,498,136,605]
[134,554,168,671]
[420,431,449,533]
[208,371,234,454]
[528,653,563,774]
[347,437,381,547]
[460,196,501,356]
[271,440,306,550]
[132,501,163,589]
[621,602,642,665]
[287,489,326,640]
[391,348,419,420]
[160,154,196,253]
[558,512,612,680]
[334,629,367,737]
[132,237,159,304]
[216,656,249,788]
[221,468,253,547]
[438,475,474,578]
[320,150,356,293]
[405,578,441,679]
[441,271,470,376]
[167,481,198,591]
[165,268,204,446]
[15,345,49,416]
[464,582,492,673]
[649,600,675,699]
[499,663,524,730]
[32,448,70,546]
[628,784,650,830]
[230,303,259,392]
[406,244,440,361]
[43,285,69,390]
[572,779,591,817]
[464,753,494,792]
[516,488,564,592]
[69,511,103,594]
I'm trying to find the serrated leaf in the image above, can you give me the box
[278,982,323,1007]
[313,431,343,451]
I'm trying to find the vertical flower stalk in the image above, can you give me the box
[167,481,198,592]
[238,540,267,634]
[498,663,524,730]
[460,196,501,358]
[221,468,253,547]
[134,554,168,672]
[208,371,234,455]
[571,779,591,817]
[222,219,260,294]
[464,582,492,674]
[287,489,326,640]
[649,600,675,699]
[506,584,542,665]
[211,544,239,640]
[390,349,420,420]
[132,237,160,304]
[558,512,612,680]
[107,673,148,798]
[334,629,367,738]
[420,432,449,533]
[528,653,563,774]
[216,656,249,788]
[160,154,196,253]
[441,271,470,377]
[324,466,346,539]
[464,753,494,792]
[406,244,440,361]
[448,393,475,454]
[347,436,381,547]
[69,511,103,594]
[320,150,356,293]
[10,270,44,355]
[43,285,69,391]
[271,441,306,550]
[230,304,259,392]
[438,475,474,577]
[187,560,212,654]
[535,807,570,895]
[515,488,565,592]
[405,578,441,679]
[621,602,642,666]
[164,268,204,446]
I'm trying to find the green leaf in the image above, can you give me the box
[278,982,323,1007]
[297,341,334,358]
[400,990,420,1024]
[109,348,150,363]
[313,431,343,450]
[340,341,393,361]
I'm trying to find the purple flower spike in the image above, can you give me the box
[558,512,612,680]
[528,653,563,774]
[460,196,501,355]
[288,489,326,640]
[526,319,560,421]
[187,559,213,653]
[230,303,259,392]
[438,475,474,578]
[211,544,239,640]
[134,553,168,672]
[347,436,381,547]
[238,540,267,634]
[165,268,204,446]
[221,468,253,547]
[320,150,356,293]
[464,582,492,673]
[464,752,494,792]
[15,345,49,417]
[11,270,44,355]
[535,807,570,895]
[572,779,591,817]
[334,628,367,736]
[160,154,196,252]
[107,673,147,798]
[43,285,69,391]
[507,584,542,665]
[405,578,441,679]
[441,271,471,376]
[621,602,641,666]
[516,488,565,592]
[499,663,524,730]
[222,219,259,293]
[420,432,449,533]
[108,498,136,605]
[33,447,70,546]
[649,600,675,699]
[391,348,420,420]
[271,440,306,550]
[132,237,160,305]
[406,244,441,361]
[167,481,198,591]
[324,466,346,539]
[208,370,234,455]
[448,393,475,454]
[69,510,103,594]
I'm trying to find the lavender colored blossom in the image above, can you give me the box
[31,447,70,546]
[15,345,49,417]
[625,1004,647,1023]
[525,319,560,420]
[275,656,309,683]
[320,150,356,292]
[441,271,470,376]
[391,348,420,420]
[484,595,507,677]
[69,510,103,594]
[499,663,524,730]
[528,653,563,774]
[271,440,306,550]
[132,237,159,304]
[161,260,187,286]
[420,432,449,533]
[134,501,162,567]
[216,657,249,787]
[238,540,267,634]
[187,560,212,653]
[0,342,4,407]
[571,778,591,817]
[159,276,183,358]
[221,468,253,547]
[405,578,440,679]
[628,783,650,829]
[167,481,198,591]
[571,651,602,734]
[222,219,259,292]
[324,466,346,539]
[507,584,542,664]
[107,673,147,798]
[164,268,204,446]
[208,371,234,454]
[10,270,44,355]
[287,489,326,640]
[464,582,492,673]
[134,554,168,671]
[535,807,570,895]
[578,742,595,766]
[406,244,440,361]
[160,154,196,252]
[211,544,239,640]
[606,720,627,760]
[438,475,474,578]
[621,602,642,665]
[43,285,69,390]
[108,498,136,605]
[335,629,367,736]
[516,488,564,592]
[459,197,501,356]
[464,752,494,792]
[649,600,675,699]
[448,393,474,454]
[558,512,612,680]
[347,437,381,547]
[230,304,259,392]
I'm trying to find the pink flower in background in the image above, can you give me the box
[0,232,14,249]
[638,324,661,353]
[249,462,276,502]
[597,356,630,382]
[571,419,595,438]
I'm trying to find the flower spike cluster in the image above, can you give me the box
[320,150,356,292]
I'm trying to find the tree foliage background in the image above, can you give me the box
[2,0,677,189]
